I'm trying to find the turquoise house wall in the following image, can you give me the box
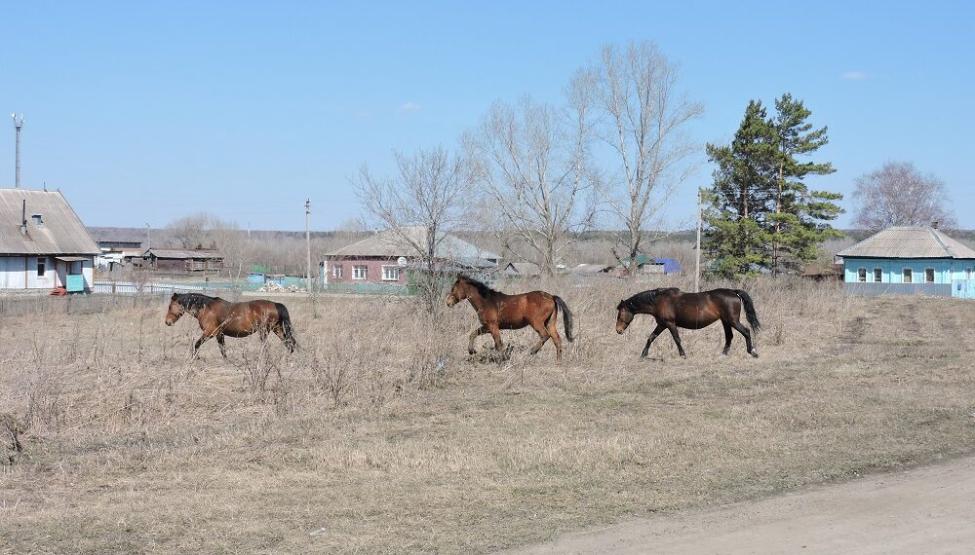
[842,257,975,298]
[843,258,975,284]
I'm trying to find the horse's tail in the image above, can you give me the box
[554,296,575,342]
[735,290,761,331]
[274,302,298,352]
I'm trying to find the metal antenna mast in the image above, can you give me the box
[11,114,24,188]
[305,198,312,294]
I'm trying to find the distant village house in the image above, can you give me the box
[837,225,975,298]
[322,227,498,289]
[143,248,224,273]
[0,189,99,292]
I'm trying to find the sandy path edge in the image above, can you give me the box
[505,455,975,554]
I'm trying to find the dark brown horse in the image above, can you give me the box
[165,293,297,357]
[615,288,760,359]
[445,275,574,361]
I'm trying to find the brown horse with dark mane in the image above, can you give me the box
[616,288,760,359]
[165,293,297,357]
[445,275,574,361]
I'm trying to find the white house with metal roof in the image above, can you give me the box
[0,189,99,292]
[836,226,975,297]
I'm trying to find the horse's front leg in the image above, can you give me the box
[192,334,211,359]
[488,324,503,352]
[217,334,227,359]
[641,324,666,359]
[468,325,488,354]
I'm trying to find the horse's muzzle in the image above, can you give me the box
[445,296,457,307]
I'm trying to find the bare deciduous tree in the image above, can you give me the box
[852,162,957,231]
[466,97,596,276]
[167,213,218,250]
[355,146,471,312]
[584,41,703,272]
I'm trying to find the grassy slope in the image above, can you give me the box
[1,281,974,553]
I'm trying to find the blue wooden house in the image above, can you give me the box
[836,226,975,298]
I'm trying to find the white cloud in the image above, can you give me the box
[399,101,422,113]
[841,70,869,81]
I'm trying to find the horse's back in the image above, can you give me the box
[493,290,556,329]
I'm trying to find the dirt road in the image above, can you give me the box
[510,456,975,554]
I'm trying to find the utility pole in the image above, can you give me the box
[305,198,312,294]
[694,187,702,293]
[11,114,24,188]
[146,223,151,250]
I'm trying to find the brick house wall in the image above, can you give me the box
[324,257,407,286]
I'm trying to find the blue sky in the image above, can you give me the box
[1,1,972,231]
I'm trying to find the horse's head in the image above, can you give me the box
[615,299,635,334]
[165,293,184,326]
[445,276,468,307]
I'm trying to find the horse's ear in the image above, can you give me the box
[171,293,177,299]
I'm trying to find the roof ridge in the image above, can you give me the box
[928,227,953,257]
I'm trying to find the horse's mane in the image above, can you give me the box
[457,274,501,298]
[619,287,681,310]
[174,292,221,311]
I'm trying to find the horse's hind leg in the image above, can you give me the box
[721,321,733,355]
[665,323,687,358]
[641,324,666,359]
[529,323,550,356]
[217,334,228,358]
[272,325,296,353]
[546,316,563,362]
[731,321,758,357]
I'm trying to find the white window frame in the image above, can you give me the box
[352,265,368,280]
[873,268,882,283]
[924,268,935,283]
[381,265,401,282]
[903,268,913,283]
[331,263,343,279]
[857,268,867,282]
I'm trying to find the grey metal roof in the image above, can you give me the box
[144,248,223,259]
[0,189,100,255]
[326,226,499,264]
[836,227,975,259]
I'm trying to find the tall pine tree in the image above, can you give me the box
[704,95,842,278]
[703,100,778,277]
[768,94,842,274]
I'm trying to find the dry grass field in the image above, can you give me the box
[2,278,975,553]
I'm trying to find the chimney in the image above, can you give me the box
[932,221,940,230]
[20,199,27,235]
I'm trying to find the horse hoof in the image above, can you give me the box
[750,351,759,358]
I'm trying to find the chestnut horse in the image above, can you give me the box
[165,293,297,357]
[615,288,760,359]
[445,275,574,361]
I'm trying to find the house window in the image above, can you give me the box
[903,268,913,283]
[925,268,935,283]
[353,265,368,280]
[37,257,46,277]
[857,268,867,282]
[873,268,882,282]
[331,263,343,279]
[967,268,973,280]
[382,266,401,281]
